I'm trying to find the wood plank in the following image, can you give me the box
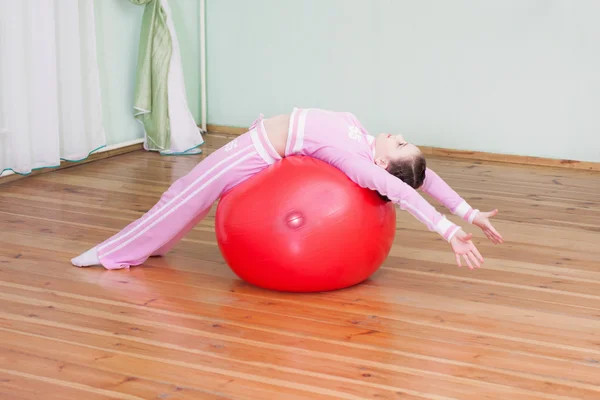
[0,330,316,400]
[0,369,126,400]
[1,261,599,395]
[0,292,594,400]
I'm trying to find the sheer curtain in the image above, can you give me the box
[0,0,105,176]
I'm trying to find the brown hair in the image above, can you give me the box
[378,154,427,202]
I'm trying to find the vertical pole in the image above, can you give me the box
[200,0,207,133]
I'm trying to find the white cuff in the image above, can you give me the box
[434,217,461,243]
[434,216,453,237]
[446,226,461,243]
[468,209,480,224]
[454,200,471,219]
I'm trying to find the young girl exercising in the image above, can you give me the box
[72,107,503,271]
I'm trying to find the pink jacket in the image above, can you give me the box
[286,107,479,242]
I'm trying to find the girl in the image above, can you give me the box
[72,108,503,271]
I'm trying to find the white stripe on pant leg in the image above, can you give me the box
[98,145,255,252]
[259,119,282,160]
[293,109,308,154]
[285,108,299,156]
[102,151,259,258]
[250,130,276,165]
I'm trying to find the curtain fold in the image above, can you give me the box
[130,0,204,155]
[0,0,106,176]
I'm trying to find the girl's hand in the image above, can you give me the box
[450,230,484,269]
[472,209,504,244]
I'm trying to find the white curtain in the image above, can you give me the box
[0,0,105,176]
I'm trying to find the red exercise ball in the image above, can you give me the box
[215,156,396,292]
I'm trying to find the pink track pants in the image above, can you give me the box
[96,116,281,270]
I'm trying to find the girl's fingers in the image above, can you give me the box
[489,232,500,244]
[456,254,462,268]
[491,231,503,244]
[484,231,494,242]
[472,245,484,263]
[459,232,473,242]
[490,226,503,241]
[485,229,500,244]
[463,254,474,270]
[468,251,480,268]
[484,221,503,242]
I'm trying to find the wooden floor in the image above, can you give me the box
[1,133,600,400]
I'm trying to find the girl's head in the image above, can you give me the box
[374,133,426,191]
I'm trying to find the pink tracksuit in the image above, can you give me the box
[96,107,479,270]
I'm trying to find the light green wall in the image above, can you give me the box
[206,0,600,162]
[94,0,600,162]
[94,0,202,145]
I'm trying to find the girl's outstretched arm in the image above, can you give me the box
[421,167,503,244]
[421,167,480,222]
[315,148,485,268]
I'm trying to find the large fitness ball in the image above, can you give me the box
[215,156,396,292]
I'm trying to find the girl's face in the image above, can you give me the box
[374,133,421,169]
